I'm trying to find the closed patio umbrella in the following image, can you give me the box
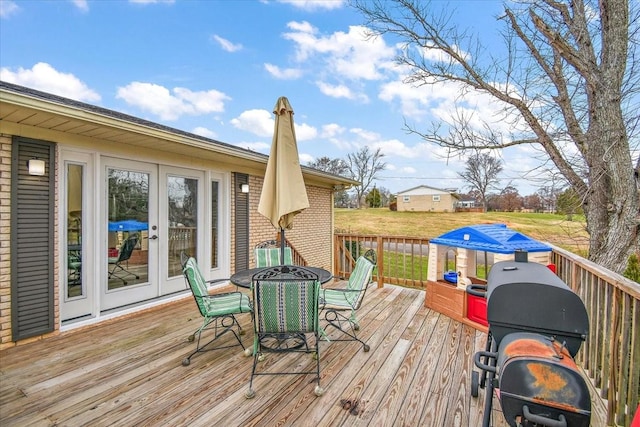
[257,96,309,263]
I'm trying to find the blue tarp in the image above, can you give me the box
[108,220,148,232]
[429,223,551,254]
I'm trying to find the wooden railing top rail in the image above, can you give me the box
[550,244,640,299]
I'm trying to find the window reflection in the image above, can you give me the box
[168,176,197,278]
[107,169,149,288]
[67,164,83,298]
[211,181,219,268]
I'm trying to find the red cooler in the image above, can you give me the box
[466,284,488,327]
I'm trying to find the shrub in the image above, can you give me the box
[623,253,640,283]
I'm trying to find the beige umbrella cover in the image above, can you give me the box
[258,96,310,233]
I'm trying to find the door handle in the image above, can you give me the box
[149,235,158,240]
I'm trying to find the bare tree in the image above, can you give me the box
[307,156,350,176]
[352,0,640,273]
[523,193,544,212]
[458,153,503,212]
[307,156,351,207]
[499,186,523,212]
[346,147,387,208]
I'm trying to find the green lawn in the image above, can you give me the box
[335,208,589,256]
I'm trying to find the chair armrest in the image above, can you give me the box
[319,287,362,307]
[199,290,243,298]
[205,278,231,285]
[204,278,247,293]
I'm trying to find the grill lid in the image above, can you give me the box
[486,261,589,357]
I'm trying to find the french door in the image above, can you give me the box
[102,158,159,310]
[159,166,205,295]
[61,154,214,319]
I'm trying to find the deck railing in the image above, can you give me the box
[551,246,639,427]
[334,233,430,288]
[334,232,639,426]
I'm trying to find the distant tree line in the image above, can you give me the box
[309,149,582,218]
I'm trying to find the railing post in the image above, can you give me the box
[376,236,383,288]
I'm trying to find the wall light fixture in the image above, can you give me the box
[28,158,46,176]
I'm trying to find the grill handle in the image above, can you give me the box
[466,284,487,298]
[473,350,497,373]
[522,405,567,427]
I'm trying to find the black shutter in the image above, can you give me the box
[11,137,55,341]
[234,173,249,270]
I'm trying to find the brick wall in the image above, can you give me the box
[247,175,333,270]
[0,135,12,348]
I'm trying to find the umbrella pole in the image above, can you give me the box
[280,228,286,264]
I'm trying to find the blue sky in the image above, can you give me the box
[0,0,547,195]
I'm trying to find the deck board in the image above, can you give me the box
[0,283,604,426]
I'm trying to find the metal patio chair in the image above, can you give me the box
[245,265,323,398]
[107,233,140,285]
[254,239,293,267]
[319,249,376,352]
[181,256,253,366]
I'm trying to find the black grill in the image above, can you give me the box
[471,260,591,427]
[486,261,589,357]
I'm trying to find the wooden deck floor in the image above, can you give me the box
[0,284,596,426]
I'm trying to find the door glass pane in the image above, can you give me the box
[67,163,83,298]
[107,168,149,289]
[211,181,219,268]
[168,176,198,278]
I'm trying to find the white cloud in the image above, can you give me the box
[283,22,395,82]
[116,82,230,121]
[349,127,379,143]
[0,0,19,18]
[231,141,271,153]
[277,0,345,11]
[230,109,274,137]
[294,122,318,141]
[0,62,101,102]
[211,35,243,52]
[230,108,318,141]
[401,166,417,174]
[71,0,89,12]
[192,126,217,138]
[316,81,352,99]
[298,152,314,164]
[316,81,364,101]
[264,63,303,80]
[420,44,470,63]
[320,123,345,138]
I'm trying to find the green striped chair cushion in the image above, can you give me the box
[183,257,251,317]
[255,280,319,333]
[254,247,293,267]
[322,255,374,309]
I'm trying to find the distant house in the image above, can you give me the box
[395,185,460,212]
